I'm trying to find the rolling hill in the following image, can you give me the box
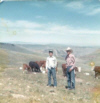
[0,43,100,103]
[0,42,100,70]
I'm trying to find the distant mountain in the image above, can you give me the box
[0,42,99,58]
[0,42,100,69]
[0,43,33,54]
[0,41,34,44]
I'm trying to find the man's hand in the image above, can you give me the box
[66,65,67,68]
[69,68,73,72]
[46,69,48,73]
[55,68,57,72]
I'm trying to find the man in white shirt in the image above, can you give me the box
[46,50,57,88]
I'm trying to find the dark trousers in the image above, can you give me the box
[66,66,75,88]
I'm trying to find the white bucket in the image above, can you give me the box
[42,71,45,74]
[78,67,81,72]
[40,67,43,71]
[85,73,90,75]
[19,67,23,70]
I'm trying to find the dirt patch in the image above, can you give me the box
[76,78,83,82]
[12,94,27,99]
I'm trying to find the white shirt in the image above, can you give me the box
[46,56,57,70]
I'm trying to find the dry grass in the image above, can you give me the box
[0,49,9,73]
[0,46,100,103]
[0,67,100,103]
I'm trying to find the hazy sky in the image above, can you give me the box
[0,0,100,46]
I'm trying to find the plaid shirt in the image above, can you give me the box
[65,53,75,70]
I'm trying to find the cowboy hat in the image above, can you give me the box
[65,47,73,52]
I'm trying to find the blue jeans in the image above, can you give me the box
[66,66,75,88]
[47,68,57,86]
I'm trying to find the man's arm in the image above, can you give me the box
[46,58,49,70]
[65,55,67,60]
[65,55,68,68]
[54,57,57,68]
[69,55,75,72]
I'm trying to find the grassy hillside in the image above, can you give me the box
[79,49,100,68]
[0,49,9,73]
[0,43,67,69]
[0,48,65,69]
[0,43,100,103]
[0,65,100,103]
[0,43,34,54]
[0,43,99,70]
